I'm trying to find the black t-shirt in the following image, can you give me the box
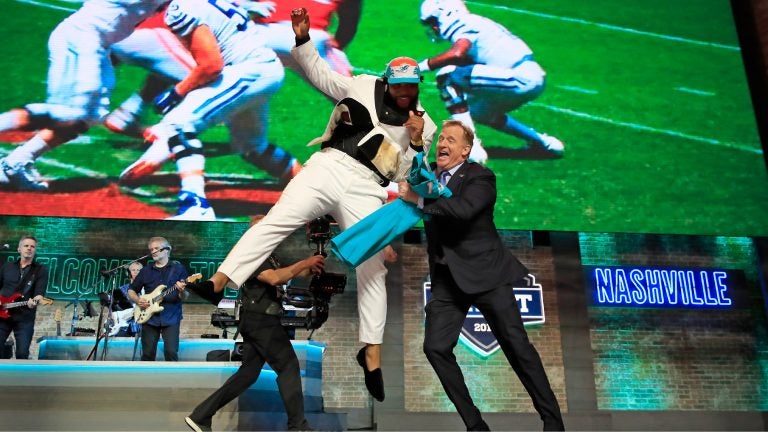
[241,255,280,303]
[0,260,48,319]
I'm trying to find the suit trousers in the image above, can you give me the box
[189,312,308,430]
[424,263,563,430]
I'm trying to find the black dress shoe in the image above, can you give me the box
[186,280,223,305]
[543,418,565,431]
[356,347,384,401]
[467,419,490,431]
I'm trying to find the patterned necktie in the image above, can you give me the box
[439,170,451,186]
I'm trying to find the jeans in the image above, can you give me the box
[140,323,180,361]
[0,316,35,359]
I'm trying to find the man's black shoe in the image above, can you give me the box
[467,419,490,431]
[356,347,384,401]
[543,418,565,431]
[186,280,223,305]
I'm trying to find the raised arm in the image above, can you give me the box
[290,7,355,101]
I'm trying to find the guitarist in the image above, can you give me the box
[0,235,49,359]
[110,261,143,337]
[127,237,189,361]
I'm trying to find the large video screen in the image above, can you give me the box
[0,0,766,236]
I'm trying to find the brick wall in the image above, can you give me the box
[580,233,768,410]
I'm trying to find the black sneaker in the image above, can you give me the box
[186,280,223,305]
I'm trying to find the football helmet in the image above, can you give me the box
[419,0,469,24]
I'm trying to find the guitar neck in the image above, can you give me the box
[2,301,29,310]
[148,274,200,303]
[152,285,177,303]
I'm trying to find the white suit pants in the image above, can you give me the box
[218,148,389,343]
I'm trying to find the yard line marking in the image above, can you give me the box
[18,0,738,52]
[0,145,108,178]
[674,87,716,96]
[0,138,281,181]
[13,0,76,12]
[466,1,740,51]
[352,65,758,153]
[531,102,762,154]
[556,85,599,95]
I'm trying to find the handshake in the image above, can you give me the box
[153,88,184,115]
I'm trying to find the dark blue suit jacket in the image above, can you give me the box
[422,161,527,294]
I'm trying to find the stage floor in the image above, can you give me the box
[0,338,345,431]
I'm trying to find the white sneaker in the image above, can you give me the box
[530,134,564,157]
[104,108,145,138]
[184,416,211,432]
[167,191,216,221]
[469,137,488,164]
[0,159,49,190]
[119,138,172,181]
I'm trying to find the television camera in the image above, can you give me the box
[279,217,347,330]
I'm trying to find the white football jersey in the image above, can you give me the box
[437,12,532,69]
[61,0,167,46]
[165,0,276,65]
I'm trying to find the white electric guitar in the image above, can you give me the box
[107,308,136,336]
[133,274,202,324]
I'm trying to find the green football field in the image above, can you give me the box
[1,0,767,236]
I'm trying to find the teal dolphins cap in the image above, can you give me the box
[385,57,422,84]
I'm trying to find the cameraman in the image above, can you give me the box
[185,216,324,432]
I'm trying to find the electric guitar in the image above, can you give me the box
[133,273,202,324]
[108,308,136,336]
[54,307,62,336]
[0,293,53,319]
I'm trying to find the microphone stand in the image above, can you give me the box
[65,287,93,337]
[96,274,119,361]
[87,252,151,361]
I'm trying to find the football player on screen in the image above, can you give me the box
[417,0,564,163]
[107,6,301,188]
[119,0,286,220]
[0,0,166,191]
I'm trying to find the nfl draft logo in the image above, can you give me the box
[423,274,545,357]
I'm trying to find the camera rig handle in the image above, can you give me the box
[306,217,332,258]
[278,217,347,331]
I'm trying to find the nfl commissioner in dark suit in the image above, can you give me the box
[401,120,564,431]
